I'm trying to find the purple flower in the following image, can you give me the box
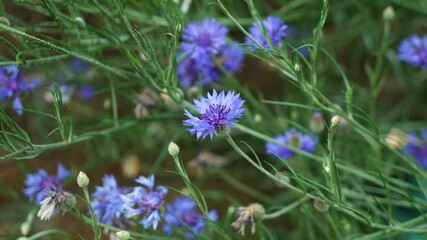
[0,66,40,115]
[183,90,245,140]
[72,58,89,75]
[177,54,219,89]
[245,16,288,50]
[162,197,218,239]
[91,175,129,226]
[217,43,245,73]
[23,163,70,204]
[266,129,317,160]
[405,129,427,168]
[181,19,228,58]
[78,85,95,101]
[121,175,168,230]
[397,35,427,69]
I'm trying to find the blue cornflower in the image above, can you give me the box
[121,175,168,230]
[72,58,89,75]
[91,175,129,226]
[245,16,288,50]
[397,35,427,69]
[181,19,228,58]
[177,54,219,89]
[23,163,70,204]
[183,90,245,140]
[78,85,95,101]
[0,66,40,115]
[266,129,317,160]
[405,130,427,168]
[177,43,245,89]
[163,197,218,239]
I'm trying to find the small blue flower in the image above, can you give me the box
[397,35,427,69]
[162,197,218,239]
[217,43,245,73]
[91,175,129,225]
[78,85,95,101]
[245,16,288,50]
[72,58,89,75]
[0,66,40,115]
[23,163,70,204]
[181,19,228,58]
[183,90,245,140]
[266,129,317,160]
[405,130,427,168]
[121,175,168,230]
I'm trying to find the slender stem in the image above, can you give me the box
[263,196,309,220]
[29,229,69,239]
[82,186,101,240]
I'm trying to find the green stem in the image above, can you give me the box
[82,186,101,240]
[263,196,309,220]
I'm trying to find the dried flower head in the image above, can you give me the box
[183,90,245,140]
[37,188,75,221]
[231,203,265,236]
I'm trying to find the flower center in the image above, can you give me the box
[181,212,199,226]
[196,33,213,48]
[201,104,230,129]
[289,133,301,148]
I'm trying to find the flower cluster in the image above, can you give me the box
[245,16,288,51]
[397,35,427,69]
[23,163,70,204]
[405,129,427,168]
[0,66,40,115]
[91,175,130,226]
[121,175,168,230]
[163,197,218,239]
[183,90,245,140]
[266,128,317,160]
[177,19,245,89]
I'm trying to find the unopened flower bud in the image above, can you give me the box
[254,114,262,123]
[116,231,131,240]
[310,111,325,133]
[0,16,10,26]
[20,222,31,235]
[331,115,340,128]
[383,6,395,22]
[168,142,180,157]
[294,63,301,72]
[385,128,407,150]
[74,17,86,28]
[77,171,89,188]
[313,197,329,213]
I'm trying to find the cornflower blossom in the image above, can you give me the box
[91,175,129,226]
[183,90,245,140]
[121,175,168,230]
[37,188,75,221]
[245,16,288,50]
[177,54,218,89]
[0,66,40,115]
[162,197,218,239]
[397,35,427,69]
[180,19,228,58]
[405,130,427,168]
[266,129,317,160]
[23,163,70,204]
[78,85,95,101]
[217,43,245,73]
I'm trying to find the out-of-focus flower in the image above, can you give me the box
[266,129,317,160]
[309,111,325,133]
[217,43,245,73]
[0,66,40,115]
[385,128,408,150]
[177,53,218,89]
[231,203,265,236]
[405,130,427,168]
[183,90,245,140]
[136,88,157,108]
[44,84,74,104]
[91,175,129,226]
[37,188,75,221]
[23,164,70,204]
[72,58,89,75]
[245,16,288,50]
[180,19,228,58]
[397,35,427,69]
[122,175,168,230]
[162,197,218,239]
[121,155,141,179]
[78,85,95,101]
[187,151,226,177]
